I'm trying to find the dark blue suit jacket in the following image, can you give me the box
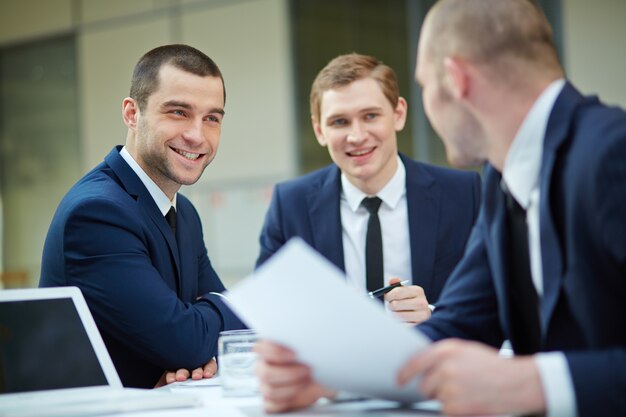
[40,146,245,388]
[256,154,481,302]
[419,83,626,417]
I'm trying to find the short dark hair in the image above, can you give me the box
[129,44,225,110]
[310,53,399,122]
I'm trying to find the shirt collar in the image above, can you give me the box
[120,146,177,216]
[341,155,406,212]
[502,79,565,208]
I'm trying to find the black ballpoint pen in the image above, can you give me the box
[368,280,410,299]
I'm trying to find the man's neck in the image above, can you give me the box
[486,79,557,172]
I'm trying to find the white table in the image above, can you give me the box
[101,378,507,417]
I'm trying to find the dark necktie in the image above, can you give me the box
[504,190,541,354]
[362,197,384,295]
[165,206,177,237]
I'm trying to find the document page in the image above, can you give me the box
[226,238,430,403]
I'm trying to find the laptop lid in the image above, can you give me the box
[0,286,122,393]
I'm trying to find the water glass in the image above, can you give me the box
[218,329,258,397]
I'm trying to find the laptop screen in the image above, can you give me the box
[0,287,120,393]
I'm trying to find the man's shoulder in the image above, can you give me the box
[57,161,132,214]
[556,95,626,172]
[574,99,626,141]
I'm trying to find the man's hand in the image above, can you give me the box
[154,358,218,387]
[397,339,546,416]
[255,340,335,413]
[384,277,432,325]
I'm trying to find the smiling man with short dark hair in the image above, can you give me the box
[40,44,245,388]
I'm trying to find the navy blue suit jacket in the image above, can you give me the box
[40,146,245,388]
[419,83,626,417]
[256,154,481,302]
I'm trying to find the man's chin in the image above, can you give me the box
[171,171,205,187]
[173,163,211,186]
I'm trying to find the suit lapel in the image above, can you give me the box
[105,147,182,290]
[538,83,584,334]
[403,156,438,292]
[306,166,345,271]
[482,170,515,338]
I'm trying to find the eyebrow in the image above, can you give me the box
[325,106,384,120]
[161,100,225,116]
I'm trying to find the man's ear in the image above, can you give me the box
[311,115,327,147]
[122,97,139,129]
[443,57,470,100]
[393,97,408,132]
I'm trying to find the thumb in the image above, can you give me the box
[388,277,402,285]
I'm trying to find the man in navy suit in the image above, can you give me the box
[40,45,245,388]
[254,1,626,416]
[256,54,480,323]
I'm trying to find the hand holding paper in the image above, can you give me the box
[225,238,430,403]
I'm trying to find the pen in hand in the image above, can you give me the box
[368,280,410,299]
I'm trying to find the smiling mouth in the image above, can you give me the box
[171,147,203,161]
[347,147,375,157]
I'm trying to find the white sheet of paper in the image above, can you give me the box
[225,238,430,403]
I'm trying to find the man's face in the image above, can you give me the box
[416,35,485,168]
[312,77,406,193]
[124,64,224,198]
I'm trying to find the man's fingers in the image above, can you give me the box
[259,378,311,401]
[262,382,328,414]
[165,371,176,384]
[175,368,191,381]
[397,345,444,385]
[388,297,430,312]
[395,309,431,324]
[257,360,311,385]
[190,367,203,380]
[398,340,466,385]
[397,351,427,386]
[203,358,218,378]
[254,340,296,363]
[385,285,424,302]
[264,399,292,414]
[386,284,431,324]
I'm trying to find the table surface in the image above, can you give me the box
[95,378,509,417]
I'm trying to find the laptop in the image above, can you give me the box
[0,286,201,417]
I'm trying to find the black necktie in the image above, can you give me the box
[362,197,384,295]
[165,206,177,237]
[504,191,541,354]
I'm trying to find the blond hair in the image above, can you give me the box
[309,53,399,121]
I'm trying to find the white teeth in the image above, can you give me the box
[349,148,372,156]
[175,149,200,160]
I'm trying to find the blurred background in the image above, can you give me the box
[0,0,625,289]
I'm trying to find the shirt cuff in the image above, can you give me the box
[534,352,577,417]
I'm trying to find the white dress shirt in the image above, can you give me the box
[340,156,412,293]
[120,146,176,214]
[502,79,577,417]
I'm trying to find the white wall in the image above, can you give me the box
[1,0,625,286]
[78,0,296,284]
[562,0,626,106]
[1,0,295,286]
[0,0,73,43]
